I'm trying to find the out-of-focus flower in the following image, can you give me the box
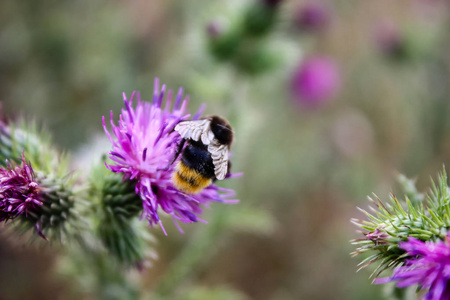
[206,19,241,61]
[0,155,42,222]
[103,79,238,234]
[244,0,282,37]
[375,22,406,60]
[331,109,374,158]
[294,2,330,33]
[207,20,226,39]
[375,234,450,300]
[290,56,340,109]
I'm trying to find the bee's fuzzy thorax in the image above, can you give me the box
[209,116,233,146]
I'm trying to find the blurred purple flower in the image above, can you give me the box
[375,234,450,300]
[294,2,330,32]
[0,155,42,222]
[374,22,406,60]
[103,79,238,235]
[290,56,340,109]
[207,21,224,39]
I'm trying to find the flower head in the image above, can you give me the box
[206,20,225,39]
[375,234,450,300]
[0,155,42,222]
[290,56,340,109]
[103,79,238,234]
[294,2,330,33]
[374,22,406,60]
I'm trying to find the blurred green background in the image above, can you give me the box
[1,0,450,299]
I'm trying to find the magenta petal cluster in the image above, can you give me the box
[103,79,238,234]
[375,234,450,300]
[0,155,42,222]
[290,56,340,109]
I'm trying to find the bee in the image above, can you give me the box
[171,116,233,194]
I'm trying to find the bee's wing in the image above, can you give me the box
[174,119,215,144]
[208,143,229,180]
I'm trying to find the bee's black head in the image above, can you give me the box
[210,116,233,146]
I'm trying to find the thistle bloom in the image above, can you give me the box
[103,79,238,234]
[374,22,406,60]
[290,56,340,109]
[375,234,450,300]
[294,2,330,33]
[0,155,42,222]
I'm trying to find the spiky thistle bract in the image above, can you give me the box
[352,169,450,279]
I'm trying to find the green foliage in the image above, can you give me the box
[59,241,141,300]
[174,285,249,300]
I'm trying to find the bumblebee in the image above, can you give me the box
[172,116,233,194]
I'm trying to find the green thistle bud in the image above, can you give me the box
[207,21,242,61]
[243,1,281,36]
[22,174,77,241]
[351,169,450,278]
[0,120,62,173]
[90,162,153,268]
[233,42,280,75]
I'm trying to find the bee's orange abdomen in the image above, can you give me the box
[172,161,212,194]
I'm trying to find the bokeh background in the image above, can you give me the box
[1,0,450,299]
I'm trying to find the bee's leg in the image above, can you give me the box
[170,138,186,165]
[159,139,186,171]
[227,161,232,175]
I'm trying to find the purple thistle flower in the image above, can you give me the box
[290,56,340,109]
[375,234,450,300]
[0,155,42,222]
[374,22,406,60]
[206,21,225,39]
[103,79,239,235]
[294,2,331,33]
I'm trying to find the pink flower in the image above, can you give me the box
[290,56,340,109]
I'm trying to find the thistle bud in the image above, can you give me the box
[91,163,152,267]
[206,20,241,61]
[0,120,77,241]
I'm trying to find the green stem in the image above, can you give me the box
[153,74,253,298]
